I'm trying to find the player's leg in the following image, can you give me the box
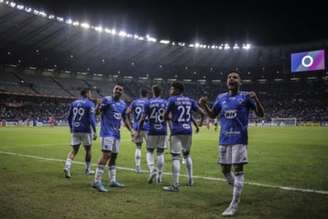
[93,137,112,192]
[222,144,248,216]
[182,135,193,186]
[83,133,94,175]
[64,144,80,178]
[146,135,156,183]
[64,133,81,178]
[108,139,124,187]
[93,150,111,192]
[156,135,166,183]
[134,131,143,173]
[163,135,181,192]
[219,145,235,186]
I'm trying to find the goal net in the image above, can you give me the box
[271,117,297,126]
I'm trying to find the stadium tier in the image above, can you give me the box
[0,63,327,123]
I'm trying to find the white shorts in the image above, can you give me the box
[219,144,248,165]
[71,133,92,146]
[170,135,192,154]
[147,135,166,150]
[101,137,120,153]
[134,131,148,144]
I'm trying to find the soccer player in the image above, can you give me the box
[64,88,97,178]
[127,89,149,173]
[199,72,264,216]
[163,81,205,192]
[137,85,167,184]
[92,84,134,192]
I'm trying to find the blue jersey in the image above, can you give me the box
[213,91,256,145]
[167,95,198,135]
[99,96,127,139]
[144,97,167,135]
[128,98,149,131]
[68,98,96,134]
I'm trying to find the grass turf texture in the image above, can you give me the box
[0,126,328,218]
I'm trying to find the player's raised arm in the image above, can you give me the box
[95,98,104,115]
[248,91,264,117]
[198,97,220,119]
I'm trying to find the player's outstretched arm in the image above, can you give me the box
[191,117,199,133]
[123,114,134,138]
[248,91,264,117]
[198,97,218,119]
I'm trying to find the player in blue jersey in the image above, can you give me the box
[199,72,264,216]
[137,85,167,184]
[92,84,134,192]
[163,82,205,192]
[64,88,97,178]
[127,89,149,173]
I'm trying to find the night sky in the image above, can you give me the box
[12,0,328,46]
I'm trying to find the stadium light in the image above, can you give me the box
[3,2,253,50]
[118,31,127,37]
[72,21,79,26]
[242,43,251,50]
[16,4,24,10]
[233,43,240,50]
[9,2,15,8]
[56,17,64,22]
[80,22,90,29]
[65,19,73,25]
[24,7,32,13]
[160,40,170,44]
[146,34,157,42]
[224,43,230,50]
[95,26,103,32]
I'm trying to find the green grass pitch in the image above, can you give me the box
[0,126,328,218]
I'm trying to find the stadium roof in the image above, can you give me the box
[9,0,328,46]
[0,1,327,79]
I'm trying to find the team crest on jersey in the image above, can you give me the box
[73,122,80,127]
[114,112,121,120]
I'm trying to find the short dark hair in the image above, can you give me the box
[171,81,184,93]
[152,85,161,97]
[140,88,148,98]
[80,88,91,97]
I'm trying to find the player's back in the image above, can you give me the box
[146,97,167,135]
[130,98,148,131]
[69,98,95,133]
[167,95,197,135]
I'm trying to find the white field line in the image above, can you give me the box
[0,150,327,195]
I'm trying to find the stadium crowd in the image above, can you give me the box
[1,78,327,123]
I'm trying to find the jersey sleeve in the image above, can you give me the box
[89,102,96,133]
[212,97,222,116]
